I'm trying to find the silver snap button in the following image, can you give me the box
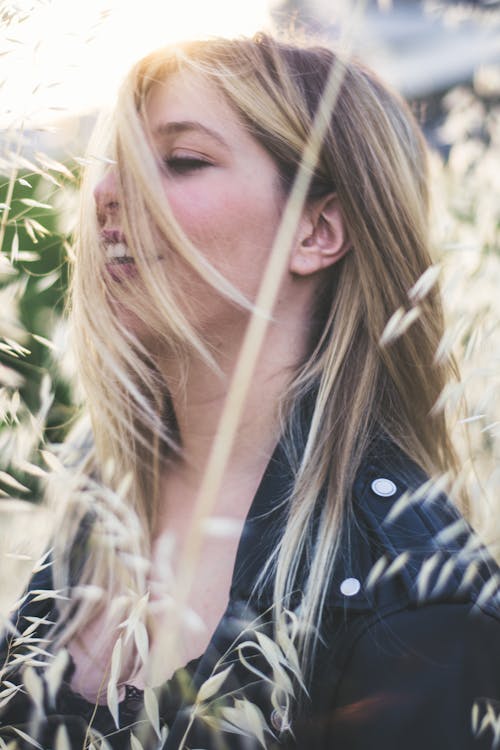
[270,708,290,732]
[340,577,361,596]
[371,477,397,497]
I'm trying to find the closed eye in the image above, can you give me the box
[164,157,212,174]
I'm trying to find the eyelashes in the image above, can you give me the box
[164,157,212,175]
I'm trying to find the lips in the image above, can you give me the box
[101,229,137,281]
[100,230,163,282]
[106,258,138,282]
[101,229,125,244]
[101,230,134,264]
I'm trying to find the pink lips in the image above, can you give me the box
[101,229,138,282]
[101,230,164,282]
[106,259,138,282]
[102,229,126,244]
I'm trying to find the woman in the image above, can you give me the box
[1,32,499,749]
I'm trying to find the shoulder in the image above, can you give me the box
[304,443,500,748]
[325,438,500,620]
[0,557,57,679]
[319,436,500,663]
[0,509,94,668]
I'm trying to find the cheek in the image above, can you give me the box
[164,180,284,267]
[165,186,239,248]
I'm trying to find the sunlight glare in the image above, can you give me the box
[0,0,272,127]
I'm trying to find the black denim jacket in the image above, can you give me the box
[1,437,499,749]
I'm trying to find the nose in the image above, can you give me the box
[94,168,120,226]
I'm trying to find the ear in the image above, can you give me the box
[289,194,351,276]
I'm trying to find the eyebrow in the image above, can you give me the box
[153,120,230,150]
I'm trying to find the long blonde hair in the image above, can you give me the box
[51,33,461,688]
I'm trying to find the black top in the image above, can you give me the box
[1,434,499,749]
[56,654,201,745]
[0,634,200,747]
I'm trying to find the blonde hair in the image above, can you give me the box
[51,33,461,693]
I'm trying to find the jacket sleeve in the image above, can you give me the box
[319,602,500,750]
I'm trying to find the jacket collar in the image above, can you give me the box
[223,423,484,616]
[229,437,293,606]
[226,428,376,613]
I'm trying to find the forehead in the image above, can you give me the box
[144,70,245,143]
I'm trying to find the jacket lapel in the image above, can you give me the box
[163,438,293,748]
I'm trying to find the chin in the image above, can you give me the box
[108,298,157,350]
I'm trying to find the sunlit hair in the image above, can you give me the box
[50,33,462,695]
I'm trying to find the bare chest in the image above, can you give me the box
[66,464,266,703]
[67,523,243,702]
[145,528,242,682]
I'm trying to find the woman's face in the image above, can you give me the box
[95,70,305,339]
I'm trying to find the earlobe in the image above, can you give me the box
[289,194,351,277]
[290,251,323,276]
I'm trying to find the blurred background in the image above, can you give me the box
[0,0,499,616]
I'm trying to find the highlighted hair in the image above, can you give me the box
[51,33,461,695]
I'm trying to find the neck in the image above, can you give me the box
[155,315,307,492]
